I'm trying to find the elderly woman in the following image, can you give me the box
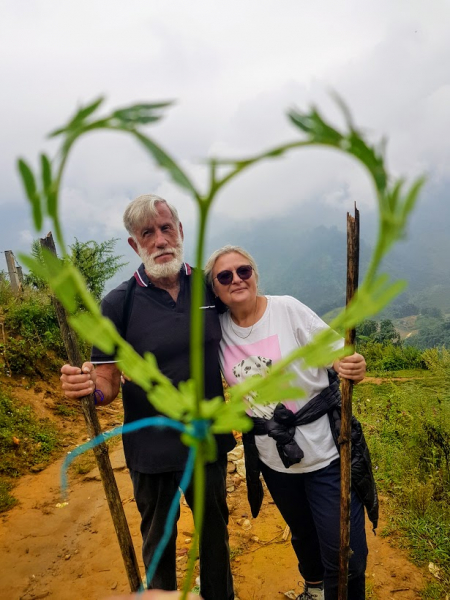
[204,245,377,600]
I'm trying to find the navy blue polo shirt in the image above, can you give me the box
[91,263,235,473]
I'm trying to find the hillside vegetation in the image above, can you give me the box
[1,269,450,596]
[359,349,450,598]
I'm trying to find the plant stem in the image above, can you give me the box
[190,201,209,409]
[181,443,206,599]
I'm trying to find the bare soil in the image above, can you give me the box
[0,375,433,600]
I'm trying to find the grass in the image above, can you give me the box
[230,545,244,560]
[69,435,122,477]
[0,390,61,512]
[0,479,18,512]
[53,403,78,418]
[356,364,450,597]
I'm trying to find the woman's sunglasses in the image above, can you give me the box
[214,265,253,286]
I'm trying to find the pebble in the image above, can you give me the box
[233,474,242,487]
[227,446,244,461]
[242,519,252,531]
[235,459,246,478]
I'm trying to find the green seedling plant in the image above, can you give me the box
[17,96,424,597]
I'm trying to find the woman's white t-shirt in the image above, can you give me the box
[219,295,341,474]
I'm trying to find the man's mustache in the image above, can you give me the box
[152,249,176,258]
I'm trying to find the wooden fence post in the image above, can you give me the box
[5,251,22,293]
[40,232,141,592]
[338,204,360,600]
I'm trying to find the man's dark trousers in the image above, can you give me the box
[130,456,233,600]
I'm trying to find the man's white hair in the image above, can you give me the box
[123,194,180,237]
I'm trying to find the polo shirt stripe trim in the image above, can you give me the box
[134,270,148,287]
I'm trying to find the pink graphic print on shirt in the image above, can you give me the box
[222,334,302,415]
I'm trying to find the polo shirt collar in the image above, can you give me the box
[134,262,192,288]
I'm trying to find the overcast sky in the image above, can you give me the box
[1,0,450,273]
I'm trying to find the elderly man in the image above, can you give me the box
[61,195,235,600]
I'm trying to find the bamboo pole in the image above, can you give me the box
[40,232,141,593]
[338,205,360,600]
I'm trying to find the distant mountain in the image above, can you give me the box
[204,181,450,317]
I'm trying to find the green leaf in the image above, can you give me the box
[146,379,197,420]
[117,346,157,392]
[287,103,388,194]
[132,131,198,196]
[211,400,253,433]
[49,97,105,137]
[17,159,42,230]
[73,97,104,123]
[111,102,173,126]
[401,177,426,222]
[69,312,121,355]
[40,153,57,219]
[199,398,223,420]
[18,253,50,284]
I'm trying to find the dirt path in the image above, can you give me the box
[0,443,431,600]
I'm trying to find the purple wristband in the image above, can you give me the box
[93,388,105,405]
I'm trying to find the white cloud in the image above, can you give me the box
[19,230,34,245]
[1,0,449,254]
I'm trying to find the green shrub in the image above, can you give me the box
[422,347,450,375]
[358,341,425,372]
[0,275,14,306]
[4,290,64,353]
[358,374,450,590]
[1,287,92,375]
[0,392,60,477]
[0,390,62,512]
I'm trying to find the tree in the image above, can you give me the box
[24,237,127,302]
[356,320,378,343]
[421,306,444,319]
[356,319,402,346]
[374,319,402,346]
[69,238,127,302]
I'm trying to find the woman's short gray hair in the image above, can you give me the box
[204,245,260,288]
[123,194,180,237]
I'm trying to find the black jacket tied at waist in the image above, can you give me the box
[242,369,379,531]
[252,375,341,468]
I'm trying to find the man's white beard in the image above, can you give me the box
[137,241,184,280]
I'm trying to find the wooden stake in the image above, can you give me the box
[338,205,360,600]
[40,232,141,592]
[5,251,22,294]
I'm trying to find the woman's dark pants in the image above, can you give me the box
[260,458,368,600]
[130,456,233,600]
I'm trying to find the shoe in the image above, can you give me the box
[296,585,324,600]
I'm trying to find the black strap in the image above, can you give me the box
[122,276,137,340]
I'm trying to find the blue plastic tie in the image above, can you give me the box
[61,416,186,497]
[60,415,211,593]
